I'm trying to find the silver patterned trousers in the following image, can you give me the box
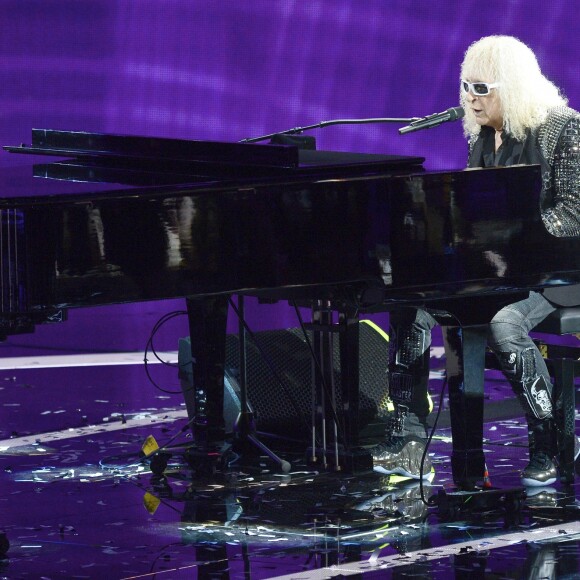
[488,291,556,420]
[392,291,556,421]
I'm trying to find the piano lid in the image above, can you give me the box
[4,129,425,177]
[1,129,426,203]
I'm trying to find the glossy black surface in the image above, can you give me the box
[0,134,422,333]
[1,333,579,579]
[0,136,561,322]
[4,130,425,188]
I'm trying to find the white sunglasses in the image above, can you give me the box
[461,80,501,96]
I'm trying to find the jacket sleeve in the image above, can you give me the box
[542,117,580,237]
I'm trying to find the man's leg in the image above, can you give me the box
[372,308,436,480]
[488,291,574,486]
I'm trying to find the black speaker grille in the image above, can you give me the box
[225,320,389,439]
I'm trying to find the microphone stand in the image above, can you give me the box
[239,117,420,144]
[232,295,291,473]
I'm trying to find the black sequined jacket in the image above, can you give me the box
[468,106,580,236]
[468,106,580,306]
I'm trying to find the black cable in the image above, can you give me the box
[143,310,188,394]
[145,310,187,366]
[419,374,448,507]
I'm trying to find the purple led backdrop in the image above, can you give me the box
[1,0,579,353]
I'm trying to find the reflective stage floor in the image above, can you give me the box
[1,321,580,579]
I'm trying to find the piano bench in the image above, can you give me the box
[532,307,580,484]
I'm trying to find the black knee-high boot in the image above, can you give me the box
[372,352,432,480]
[521,415,558,487]
[372,309,433,480]
[493,347,560,486]
[386,363,430,439]
[383,311,432,440]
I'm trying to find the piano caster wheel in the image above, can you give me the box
[149,452,171,476]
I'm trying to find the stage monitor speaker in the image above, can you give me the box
[178,319,390,440]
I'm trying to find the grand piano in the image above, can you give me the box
[3,129,579,486]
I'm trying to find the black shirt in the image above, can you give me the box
[480,126,523,168]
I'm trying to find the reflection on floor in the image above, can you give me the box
[1,352,580,579]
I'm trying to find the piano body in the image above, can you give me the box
[3,129,580,486]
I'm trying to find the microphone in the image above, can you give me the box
[399,106,464,134]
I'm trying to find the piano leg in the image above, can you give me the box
[185,295,229,449]
[306,305,372,472]
[310,302,341,469]
[338,308,361,448]
[443,325,487,488]
[552,356,577,483]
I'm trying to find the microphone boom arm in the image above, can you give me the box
[240,117,421,144]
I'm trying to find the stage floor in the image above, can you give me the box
[1,342,580,578]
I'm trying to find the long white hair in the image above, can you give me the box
[460,36,567,141]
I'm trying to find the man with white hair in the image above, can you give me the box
[373,35,580,487]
